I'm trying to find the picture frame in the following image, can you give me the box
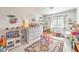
[7,15,18,24]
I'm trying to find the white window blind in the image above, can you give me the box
[51,16,65,35]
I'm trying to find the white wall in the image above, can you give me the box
[0,7,77,30]
[0,7,32,29]
[43,8,76,27]
[76,8,79,24]
[0,7,43,29]
[30,7,77,28]
[25,7,76,22]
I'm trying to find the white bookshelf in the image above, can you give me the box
[6,29,21,51]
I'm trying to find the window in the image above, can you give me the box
[51,16,65,35]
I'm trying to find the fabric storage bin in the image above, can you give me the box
[0,47,6,52]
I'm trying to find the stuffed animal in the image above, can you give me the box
[0,35,6,48]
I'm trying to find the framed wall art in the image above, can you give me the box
[7,15,18,24]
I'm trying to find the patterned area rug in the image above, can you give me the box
[24,39,64,52]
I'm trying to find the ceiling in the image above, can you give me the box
[0,7,75,17]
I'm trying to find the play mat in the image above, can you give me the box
[24,38,64,52]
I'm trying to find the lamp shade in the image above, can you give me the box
[23,20,29,29]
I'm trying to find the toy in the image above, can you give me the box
[67,24,79,49]
[39,34,51,51]
[0,35,6,48]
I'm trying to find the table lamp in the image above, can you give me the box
[23,20,29,29]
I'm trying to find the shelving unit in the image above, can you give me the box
[6,29,21,51]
